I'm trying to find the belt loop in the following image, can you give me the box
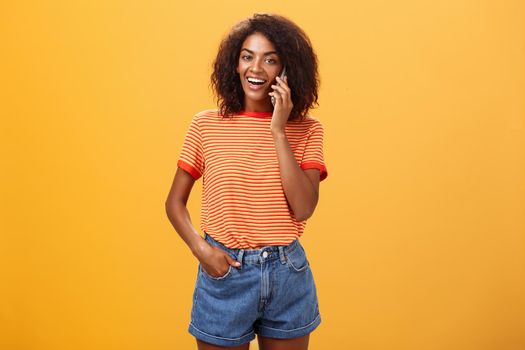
[237,249,245,269]
[278,246,286,265]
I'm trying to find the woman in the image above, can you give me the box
[165,13,328,350]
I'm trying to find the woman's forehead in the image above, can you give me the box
[241,33,277,53]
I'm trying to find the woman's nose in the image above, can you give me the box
[250,59,263,73]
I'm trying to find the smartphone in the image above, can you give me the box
[271,66,287,106]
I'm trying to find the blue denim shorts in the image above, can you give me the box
[188,232,321,347]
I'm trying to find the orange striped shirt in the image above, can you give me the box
[177,109,328,248]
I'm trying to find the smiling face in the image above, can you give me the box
[236,32,284,112]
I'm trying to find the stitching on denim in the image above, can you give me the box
[189,322,255,341]
[285,242,308,271]
[256,313,321,332]
[201,264,232,280]
[287,254,309,272]
[286,244,298,256]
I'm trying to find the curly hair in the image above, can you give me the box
[210,13,320,121]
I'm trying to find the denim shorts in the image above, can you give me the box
[188,232,321,347]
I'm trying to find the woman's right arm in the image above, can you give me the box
[166,167,241,275]
[164,167,210,259]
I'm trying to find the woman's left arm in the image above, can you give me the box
[272,131,320,221]
[270,75,320,222]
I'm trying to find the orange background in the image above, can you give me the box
[1,1,524,349]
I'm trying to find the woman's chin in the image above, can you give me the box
[243,92,272,103]
[244,90,265,99]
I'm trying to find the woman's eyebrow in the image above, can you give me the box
[241,48,278,56]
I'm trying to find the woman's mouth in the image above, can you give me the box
[246,77,267,90]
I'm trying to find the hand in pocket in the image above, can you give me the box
[199,245,240,278]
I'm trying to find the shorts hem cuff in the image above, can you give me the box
[188,322,255,347]
[255,313,321,339]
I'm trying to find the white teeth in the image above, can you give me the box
[247,77,266,83]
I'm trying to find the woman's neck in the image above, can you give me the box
[243,100,274,113]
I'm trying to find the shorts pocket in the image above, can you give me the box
[199,263,233,281]
[285,243,310,272]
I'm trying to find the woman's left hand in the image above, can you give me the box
[269,76,293,132]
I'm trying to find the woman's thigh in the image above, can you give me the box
[197,338,250,350]
[257,334,310,350]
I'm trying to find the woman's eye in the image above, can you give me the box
[241,55,276,63]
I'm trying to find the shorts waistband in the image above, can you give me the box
[203,231,301,266]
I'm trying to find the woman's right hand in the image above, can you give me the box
[197,243,241,278]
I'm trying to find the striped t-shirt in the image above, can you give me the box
[177,108,328,249]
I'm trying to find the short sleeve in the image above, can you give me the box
[177,116,205,180]
[300,120,328,181]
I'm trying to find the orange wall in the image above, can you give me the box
[1,1,524,349]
